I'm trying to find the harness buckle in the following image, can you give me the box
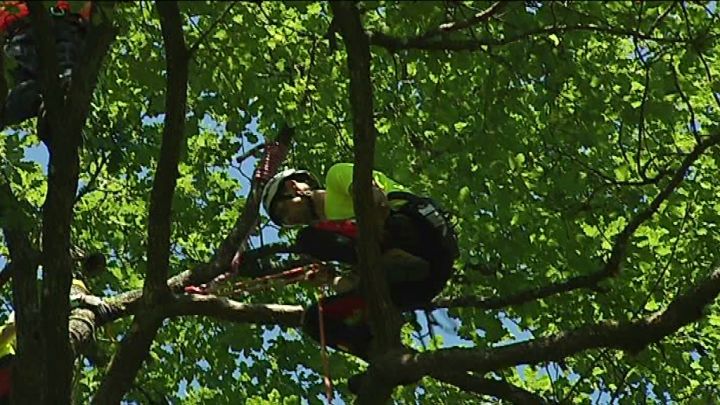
[49,6,66,17]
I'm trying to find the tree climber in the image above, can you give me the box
[260,163,459,360]
[0,1,93,129]
[0,252,111,404]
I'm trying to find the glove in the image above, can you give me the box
[231,251,244,273]
[79,295,113,320]
[303,264,336,287]
[184,271,235,295]
[332,273,359,293]
[184,284,208,295]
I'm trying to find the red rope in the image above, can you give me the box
[317,288,334,403]
[231,264,320,295]
[254,141,288,182]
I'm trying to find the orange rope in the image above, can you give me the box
[230,265,320,295]
[317,288,333,403]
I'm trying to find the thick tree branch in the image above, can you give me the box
[27,6,114,403]
[0,178,35,249]
[0,265,12,290]
[64,15,117,137]
[0,37,6,125]
[331,2,402,404]
[370,23,690,53]
[187,1,237,55]
[32,8,116,403]
[383,264,720,382]
[437,134,720,309]
[65,294,303,366]
[1,180,43,403]
[331,0,398,353]
[26,3,63,127]
[145,0,189,296]
[433,372,550,404]
[91,310,165,405]
[8,248,43,404]
[165,294,303,326]
[235,143,265,165]
[94,3,188,402]
[68,296,300,403]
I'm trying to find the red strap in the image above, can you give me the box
[317,289,333,402]
[55,1,71,11]
[79,1,93,20]
[183,285,208,295]
[0,1,92,32]
[0,2,29,32]
[313,220,358,239]
[0,364,12,397]
[254,142,288,182]
[321,294,366,318]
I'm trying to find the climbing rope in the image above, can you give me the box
[230,263,323,295]
[254,141,288,182]
[317,288,334,403]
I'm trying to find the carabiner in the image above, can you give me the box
[49,6,66,17]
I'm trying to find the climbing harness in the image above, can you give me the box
[313,219,358,239]
[387,191,460,259]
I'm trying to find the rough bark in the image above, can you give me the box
[25,3,116,403]
[93,2,188,402]
[331,2,403,403]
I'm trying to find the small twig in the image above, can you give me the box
[370,23,690,53]
[634,195,695,318]
[433,372,552,404]
[670,62,701,142]
[631,36,652,180]
[617,120,633,171]
[647,2,677,34]
[235,143,265,165]
[299,38,320,108]
[556,146,667,187]
[415,1,506,41]
[545,363,558,402]
[559,351,606,403]
[679,2,695,40]
[0,263,14,290]
[76,151,111,203]
[696,50,720,112]
[187,1,238,55]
